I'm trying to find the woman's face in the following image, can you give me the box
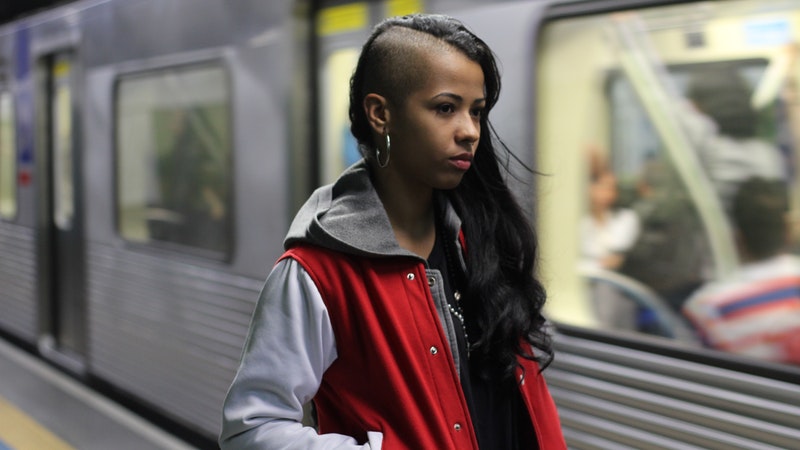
[590,171,618,210]
[384,46,485,191]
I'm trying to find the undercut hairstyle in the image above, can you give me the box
[349,14,553,379]
[359,27,440,107]
[732,177,788,260]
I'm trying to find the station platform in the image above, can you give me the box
[0,338,200,450]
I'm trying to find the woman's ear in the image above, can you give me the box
[363,93,390,134]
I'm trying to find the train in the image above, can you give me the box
[0,0,798,448]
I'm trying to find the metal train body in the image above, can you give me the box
[0,0,798,447]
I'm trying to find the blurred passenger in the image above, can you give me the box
[580,147,640,271]
[682,177,800,365]
[619,157,711,311]
[619,67,784,316]
[220,14,566,449]
[683,67,786,212]
[776,44,800,251]
[152,108,228,251]
[580,149,642,331]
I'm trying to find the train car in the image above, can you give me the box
[0,0,799,448]
[0,0,307,444]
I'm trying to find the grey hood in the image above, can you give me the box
[285,160,418,259]
[284,160,463,261]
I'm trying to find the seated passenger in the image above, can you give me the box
[682,177,800,365]
[580,153,642,331]
[580,163,640,271]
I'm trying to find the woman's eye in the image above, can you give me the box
[471,108,484,118]
[437,104,455,114]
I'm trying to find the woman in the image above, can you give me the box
[580,166,640,272]
[220,14,566,449]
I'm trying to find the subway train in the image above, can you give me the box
[0,0,799,448]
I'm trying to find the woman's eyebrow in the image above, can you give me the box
[431,92,486,104]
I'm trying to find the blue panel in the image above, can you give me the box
[14,25,34,167]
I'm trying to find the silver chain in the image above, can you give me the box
[448,291,470,355]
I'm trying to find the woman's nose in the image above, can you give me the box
[458,114,480,145]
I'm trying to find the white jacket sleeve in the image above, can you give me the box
[219,258,381,449]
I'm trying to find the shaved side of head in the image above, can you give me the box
[361,26,457,106]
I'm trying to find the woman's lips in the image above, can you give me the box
[449,154,473,171]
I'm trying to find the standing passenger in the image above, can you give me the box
[683,67,786,211]
[219,13,566,450]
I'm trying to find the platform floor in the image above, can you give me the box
[0,338,199,450]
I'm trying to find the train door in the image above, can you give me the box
[35,50,86,373]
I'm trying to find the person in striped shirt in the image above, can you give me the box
[682,177,800,365]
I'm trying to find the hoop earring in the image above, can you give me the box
[376,133,391,168]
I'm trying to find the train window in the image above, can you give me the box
[0,83,15,220]
[115,64,232,258]
[538,0,800,366]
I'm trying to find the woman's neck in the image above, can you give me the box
[373,168,436,258]
[590,206,610,223]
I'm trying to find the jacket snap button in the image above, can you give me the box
[407,273,415,281]
[430,346,438,355]
[453,423,462,431]
[427,276,435,286]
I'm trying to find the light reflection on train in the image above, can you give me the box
[0,0,798,448]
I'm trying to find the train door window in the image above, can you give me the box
[320,48,360,184]
[115,64,232,259]
[0,79,15,220]
[51,54,74,229]
[316,2,368,184]
[537,0,800,366]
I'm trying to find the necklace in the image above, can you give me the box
[447,292,469,350]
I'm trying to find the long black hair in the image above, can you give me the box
[349,14,552,378]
